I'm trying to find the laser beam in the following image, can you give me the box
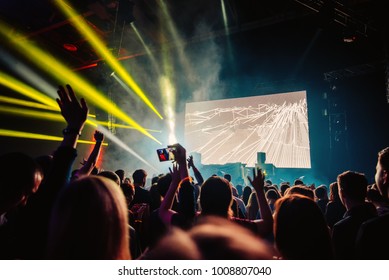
[55,0,163,119]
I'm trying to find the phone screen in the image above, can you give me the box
[156,148,175,162]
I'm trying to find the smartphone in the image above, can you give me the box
[156,147,175,162]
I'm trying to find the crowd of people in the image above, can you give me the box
[0,84,388,260]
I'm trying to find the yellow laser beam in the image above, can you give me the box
[0,129,108,146]
[0,71,58,108]
[0,96,57,111]
[0,105,97,128]
[55,0,163,120]
[0,20,161,144]
[97,120,161,132]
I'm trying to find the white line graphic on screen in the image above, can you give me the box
[185,91,311,168]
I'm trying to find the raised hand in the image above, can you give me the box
[248,168,265,191]
[56,84,88,132]
[94,130,104,142]
[187,155,194,169]
[169,163,180,186]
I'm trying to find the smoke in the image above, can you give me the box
[98,17,226,178]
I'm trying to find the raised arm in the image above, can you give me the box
[248,168,274,237]
[159,164,180,226]
[56,84,88,149]
[187,155,204,185]
[74,130,104,178]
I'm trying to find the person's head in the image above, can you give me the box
[189,216,274,259]
[132,169,147,187]
[200,176,233,218]
[366,184,386,205]
[265,179,272,186]
[120,181,135,207]
[329,182,340,201]
[115,169,125,183]
[375,147,389,199]
[242,186,252,205]
[151,175,160,185]
[235,184,243,197]
[156,173,172,198]
[294,179,304,186]
[280,183,290,196]
[140,228,201,260]
[337,171,368,206]
[314,185,328,201]
[266,189,280,202]
[0,152,43,214]
[273,194,333,259]
[284,185,314,199]
[97,170,120,185]
[178,179,196,223]
[223,173,232,182]
[48,176,130,259]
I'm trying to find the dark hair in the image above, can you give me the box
[294,179,304,185]
[315,185,328,200]
[115,169,125,182]
[223,173,231,182]
[274,194,333,259]
[132,169,147,184]
[280,183,290,196]
[329,182,340,201]
[266,189,281,200]
[200,176,232,218]
[285,185,314,199]
[242,186,252,205]
[0,152,42,212]
[98,171,120,185]
[156,173,172,197]
[337,171,368,202]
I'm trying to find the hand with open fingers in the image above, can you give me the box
[248,168,265,191]
[56,84,88,131]
[169,163,180,186]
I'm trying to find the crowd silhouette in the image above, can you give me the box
[0,84,388,260]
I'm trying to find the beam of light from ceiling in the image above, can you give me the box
[220,0,234,63]
[221,0,229,34]
[0,96,56,111]
[0,105,96,126]
[94,125,160,173]
[160,38,176,145]
[0,106,156,169]
[159,0,195,82]
[0,100,158,169]
[130,22,160,74]
[0,71,58,108]
[0,105,158,169]
[55,0,163,120]
[0,47,59,100]
[159,76,176,144]
[0,20,161,144]
[97,120,161,133]
[0,79,96,118]
[0,128,108,146]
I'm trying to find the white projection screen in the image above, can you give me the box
[184,90,311,168]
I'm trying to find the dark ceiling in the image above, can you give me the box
[0,0,385,72]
